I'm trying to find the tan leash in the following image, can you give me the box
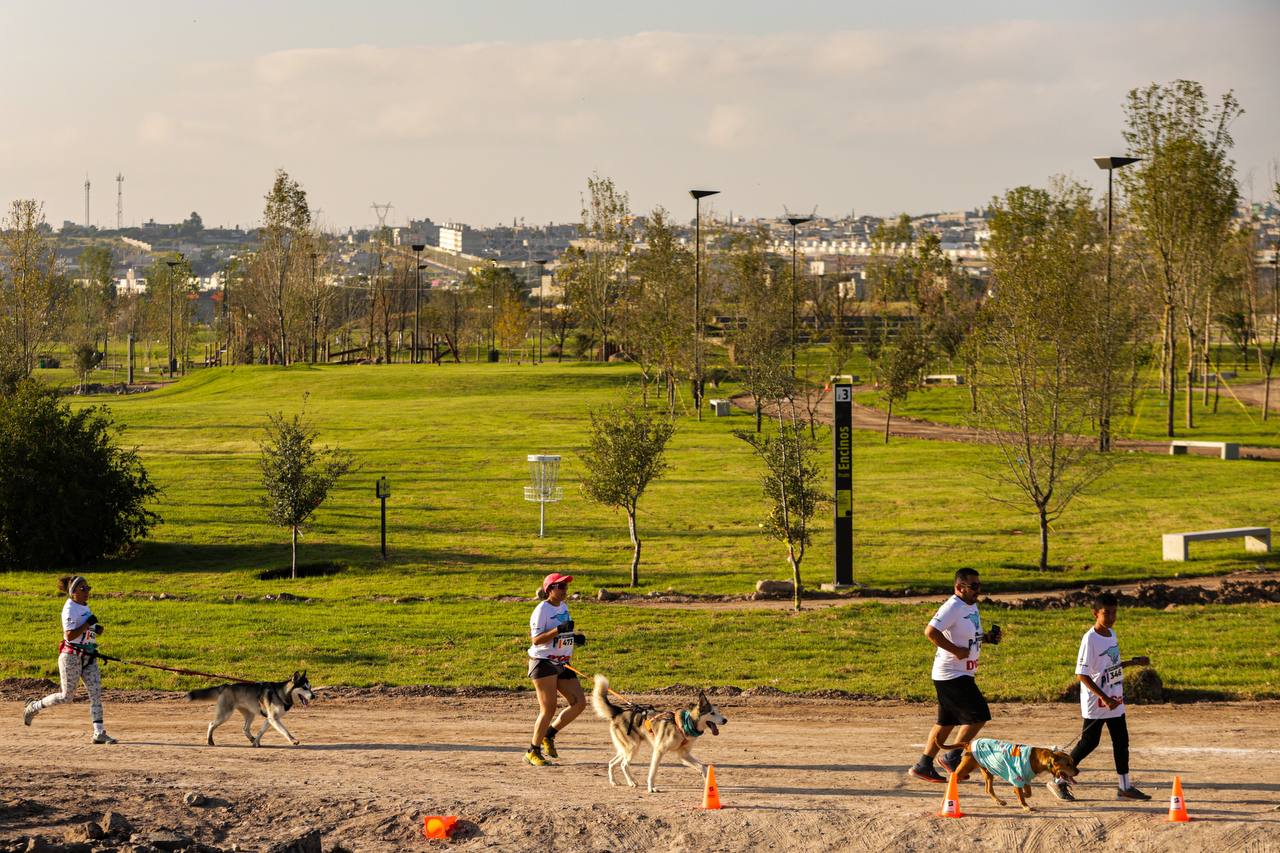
[560,662,632,703]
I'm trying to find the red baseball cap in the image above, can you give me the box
[542,573,574,591]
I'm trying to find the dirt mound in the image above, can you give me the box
[996,577,1280,610]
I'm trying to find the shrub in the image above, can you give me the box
[0,381,159,568]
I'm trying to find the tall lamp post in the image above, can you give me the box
[786,215,813,376]
[309,251,320,364]
[1092,155,1140,452]
[689,189,719,420]
[411,244,425,363]
[165,256,182,376]
[534,258,548,363]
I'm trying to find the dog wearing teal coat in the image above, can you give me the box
[939,736,1079,811]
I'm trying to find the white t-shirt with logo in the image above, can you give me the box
[1076,627,1125,719]
[61,600,92,634]
[929,594,982,681]
[528,601,574,663]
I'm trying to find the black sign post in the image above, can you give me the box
[375,476,391,560]
[825,377,854,589]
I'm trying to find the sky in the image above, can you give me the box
[2,1,1277,231]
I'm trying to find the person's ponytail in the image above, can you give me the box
[56,576,74,595]
[536,586,548,601]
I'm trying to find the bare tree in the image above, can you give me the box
[727,227,788,432]
[561,174,631,361]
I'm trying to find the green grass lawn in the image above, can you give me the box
[1,590,1275,699]
[2,361,1277,696]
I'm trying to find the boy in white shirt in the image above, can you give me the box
[1048,591,1150,802]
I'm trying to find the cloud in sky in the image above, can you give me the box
[4,11,1277,229]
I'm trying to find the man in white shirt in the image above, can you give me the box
[908,568,1001,784]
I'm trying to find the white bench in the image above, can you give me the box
[924,374,965,385]
[707,399,731,417]
[1162,527,1271,561]
[1169,440,1240,460]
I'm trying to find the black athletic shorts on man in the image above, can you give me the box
[908,568,997,784]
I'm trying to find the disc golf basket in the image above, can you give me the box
[524,454,563,537]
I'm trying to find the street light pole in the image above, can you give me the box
[165,257,181,376]
[689,190,719,420]
[411,244,425,363]
[535,259,548,363]
[1092,156,1140,452]
[309,251,319,364]
[786,215,813,376]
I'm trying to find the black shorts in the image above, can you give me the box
[933,676,991,726]
[528,658,578,681]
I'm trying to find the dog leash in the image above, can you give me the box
[70,644,260,684]
[561,663,639,705]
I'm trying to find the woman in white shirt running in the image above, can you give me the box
[22,575,116,744]
[524,573,587,767]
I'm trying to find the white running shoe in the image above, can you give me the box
[22,700,39,726]
[91,731,118,744]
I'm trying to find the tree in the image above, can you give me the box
[0,381,158,568]
[72,342,99,392]
[495,290,531,361]
[79,245,116,361]
[259,406,356,579]
[724,227,788,431]
[735,402,828,611]
[627,207,693,410]
[876,320,929,443]
[979,181,1112,571]
[1121,81,1241,434]
[561,174,631,361]
[578,401,675,587]
[249,171,313,365]
[0,200,67,382]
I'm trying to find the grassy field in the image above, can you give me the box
[2,362,1277,696]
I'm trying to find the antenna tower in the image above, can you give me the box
[371,203,393,240]
[116,174,124,229]
[84,176,91,227]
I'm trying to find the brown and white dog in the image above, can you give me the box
[939,736,1079,811]
[592,674,727,793]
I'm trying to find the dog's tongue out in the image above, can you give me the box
[707,721,719,736]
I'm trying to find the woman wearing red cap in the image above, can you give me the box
[525,572,587,766]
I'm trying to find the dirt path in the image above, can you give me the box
[608,569,1280,612]
[730,388,1280,460]
[1231,378,1280,415]
[3,693,1276,852]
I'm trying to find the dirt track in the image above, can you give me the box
[731,382,1280,460]
[3,692,1277,852]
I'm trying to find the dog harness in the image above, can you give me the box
[971,737,1035,788]
[679,710,703,739]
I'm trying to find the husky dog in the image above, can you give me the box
[592,674,727,793]
[187,671,314,747]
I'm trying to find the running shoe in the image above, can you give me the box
[524,747,549,767]
[22,700,38,727]
[908,763,947,784]
[938,749,963,776]
[91,732,118,744]
[1116,786,1151,801]
[1046,779,1076,801]
[541,735,558,760]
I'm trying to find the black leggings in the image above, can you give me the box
[1070,714,1129,775]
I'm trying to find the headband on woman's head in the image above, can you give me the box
[68,576,86,595]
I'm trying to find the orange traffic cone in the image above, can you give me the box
[937,771,964,818]
[1167,777,1190,823]
[701,765,723,810]
[423,815,458,839]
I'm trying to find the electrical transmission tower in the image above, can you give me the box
[84,176,91,227]
[371,203,393,241]
[116,174,124,229]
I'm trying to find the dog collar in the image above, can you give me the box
[680,710,702,738]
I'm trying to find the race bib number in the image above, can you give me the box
[1104,664,1123,687]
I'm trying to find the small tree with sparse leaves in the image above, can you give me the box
[736,401,829,611]
[259,407,356,579]
[578,402,675,587]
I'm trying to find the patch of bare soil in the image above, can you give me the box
[3,694,1277,852]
